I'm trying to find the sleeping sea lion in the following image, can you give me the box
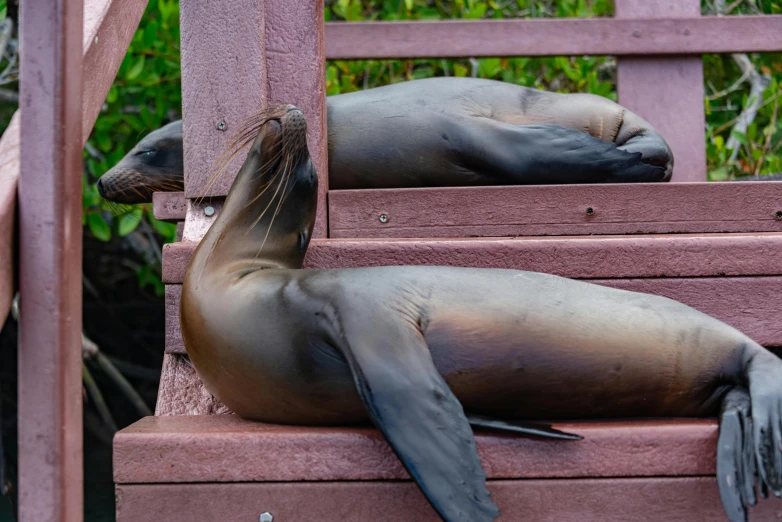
[97,77,674,203]
[180,105,781,522]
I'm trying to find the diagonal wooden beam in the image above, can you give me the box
[0,0,149,327]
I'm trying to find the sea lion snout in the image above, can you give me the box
[96,119,184,203]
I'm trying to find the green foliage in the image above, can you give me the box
[324,0,617,99]
[84,0,181,296]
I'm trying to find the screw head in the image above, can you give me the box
[684,28,691,35]
[585,207,595,216]
[259,513,273,522]
[776,211,782,220]
[379,214,389,223]
[204,206,215,217]
[633,30,641,37]
[217,120,226,131]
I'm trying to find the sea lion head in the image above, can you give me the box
[96,120,184,203]
[202,105,318,269]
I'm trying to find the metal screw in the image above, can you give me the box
[776,211,782,220]
[684,29,691,35]
[633,30,641,37]
[217,120,226,131]
[379,214,389,223]
[204,206,215,217]
[586,207,595,216]
[259,513,273,522]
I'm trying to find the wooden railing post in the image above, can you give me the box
[18,0,84,520]
[615,0,707,182]
[181,0,327,238]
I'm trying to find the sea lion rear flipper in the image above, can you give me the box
[466,414,582,440]
[339,321,500,522]
[717,387,757,522]
[453,120,667,184]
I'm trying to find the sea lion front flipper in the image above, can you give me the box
[451,120,667,184]
[717,387,757,522]
[338,322,500,522]
[466,414,583,441]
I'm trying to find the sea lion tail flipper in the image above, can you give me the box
[466,414,582,441]
[717,387,757,522]
[339,321,499,522]
[745,347,782,499]
[456,121,667,184]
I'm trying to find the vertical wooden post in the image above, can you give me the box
[181,0,328,238]
[265,0,328,238]
[615,0,707,182]
[18,0,84,520]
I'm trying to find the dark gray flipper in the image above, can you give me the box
[747,353,782,498]
[337,318,499,522]
[717,387,758,522]
[451,120,668,185]
[467,414,583,441]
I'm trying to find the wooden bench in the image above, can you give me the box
[115,1,782,520]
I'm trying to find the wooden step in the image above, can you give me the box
[113,415,782,521]
[155,181,782,239]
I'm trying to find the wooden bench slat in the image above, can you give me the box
[116,479,782,522]
[152,192,188,222]
[114,415,719,484]
[324,15,782,59]
[328,183,782,238]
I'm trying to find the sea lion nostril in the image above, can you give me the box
[96,178,106,196]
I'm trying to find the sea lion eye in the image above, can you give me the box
[298,231,309,253]
[135,149,156,157]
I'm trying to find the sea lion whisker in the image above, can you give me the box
[255,166,295,257]
[198,107,293,204]
[245,153,292,240]
[240,149,288,211]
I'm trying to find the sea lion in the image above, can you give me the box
[97,77,673,203]
[180,105,781,522]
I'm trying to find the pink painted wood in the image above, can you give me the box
[616,0,706,182]
[265,0,328,238]
[154,354,232,416]
[161,232,782,283]
[324,15,782,59]
[180,0,328,238]
[163,273,782,355]
[114,415,720,483]
[180,0,267,200]
[0,0,148,325]
[116,479,782,522]
[18,0,83,519]
[327,182,782,238]
[152,192,187,222]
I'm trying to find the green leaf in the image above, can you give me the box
[404,0,414,10]
[150,217,177,243]
[709,167,729,181]
[118,209,143,236]
[143,22,159,48]
[125,56,146,81]
[731,131,749,146]
[87,213,112,242]
[464,2,487,19]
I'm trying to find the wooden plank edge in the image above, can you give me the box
[324,15,782,59]
[113,415,720,484]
